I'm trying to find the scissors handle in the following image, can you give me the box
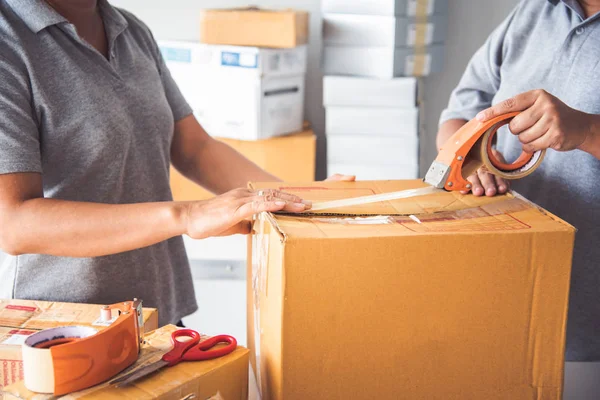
[182,334,237,361]
[162,329,202,366]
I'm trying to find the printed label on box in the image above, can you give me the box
[407,0,435,16]
[406,23,434,46]
[160,47,192,63]
[221,51,258,68]
[405,54,432,76]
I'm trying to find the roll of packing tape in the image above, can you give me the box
[477,119,545,180]
[22,310,140,396]
[23,326,98,393]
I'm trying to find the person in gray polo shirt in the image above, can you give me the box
[438,0,600,361]
[0,0,351,327]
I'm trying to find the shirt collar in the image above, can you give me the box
[5,0,128,36]
[5,0,67,33]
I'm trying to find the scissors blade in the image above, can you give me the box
[110,359,168,387]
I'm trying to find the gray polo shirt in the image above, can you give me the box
[441,0,600,361]
[0,0,197,326]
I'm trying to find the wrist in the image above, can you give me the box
[578,114,600,159]
[170,202,191,236]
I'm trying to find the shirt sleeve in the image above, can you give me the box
[0,54,42,175]
[438,4,520,126]
[144,31,193,123]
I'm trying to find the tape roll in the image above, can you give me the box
[21,302,141,396]
[23,326,98,393]
[479,121,546,179]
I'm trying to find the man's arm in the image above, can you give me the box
[170,115,281,195]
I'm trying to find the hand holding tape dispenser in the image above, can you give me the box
[311,112,545,211]
[22,299,144,396]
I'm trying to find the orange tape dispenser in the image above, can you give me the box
[424,111,546,191]
[22,299,144,396]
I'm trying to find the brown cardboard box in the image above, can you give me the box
[200,8,309,48]
[0,300,158,399]
[170,129,316,201]
[247,180,575,400]
[3,325,249,400]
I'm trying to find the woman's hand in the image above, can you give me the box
[325,174,356,182]
[184,188,310,240]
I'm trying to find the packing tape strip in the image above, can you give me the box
[413,51,426,76]
[416,0,430,20]
[23,326,98,394]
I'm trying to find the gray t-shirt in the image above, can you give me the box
[440,0,600,361]
[0,0,197,326]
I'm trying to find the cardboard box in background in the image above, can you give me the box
[323,44,445,78]
[170,129,316,201]
[323,75,418,108]
[325,106,418,136]
[323,14,448,47]
[4,325,249,400]
[159,41,307,140]
[0,300,158,400]
[248,180,574,400]
[322,0,449,16]
[200,8,309,48]
[327,135,418,166]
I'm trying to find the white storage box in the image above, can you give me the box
[323,14,447,47]
[328,163,419,180]
[322,0,448,17]
[327,135,418,166]
[323,44,444,78]
[326,107,418,136]
[159,41,307,140]
[323,76,417,107]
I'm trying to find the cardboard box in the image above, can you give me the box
[170,129,316,201]
[3,325,249,400]
[0,300,158,400]
[327,135,418,166]
[327,162,419,179]
[247,180,574,400]
[323,14,448,47]
[159,41,307,140]
[322,0,449,16]
[200,8,309,48]
[323,44,445,78]
[323,76,418,108]
[326,106,418,136]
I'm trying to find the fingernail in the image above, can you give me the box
[275,201,286,206]
[474,188,483,195]
[476,112,485,121]
[486,188,496,196]
[498,185,506,192]
[302,200,312,206]
[293,202,306,209]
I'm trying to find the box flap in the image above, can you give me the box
[249,180,575,239]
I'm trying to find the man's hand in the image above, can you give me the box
[476,89,598,154]
[461,149,510,197]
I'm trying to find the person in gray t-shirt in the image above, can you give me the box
[0,0,351,327]
[438,0,600,361]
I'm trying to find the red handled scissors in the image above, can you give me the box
[110,328,237,386]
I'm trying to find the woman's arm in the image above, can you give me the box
[0,172,307,258]
[171,115,281,195]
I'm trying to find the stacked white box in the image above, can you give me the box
[323,0,448,179]
[324,76,420,179]
[321,0,447,77]
[158,41,307,140]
